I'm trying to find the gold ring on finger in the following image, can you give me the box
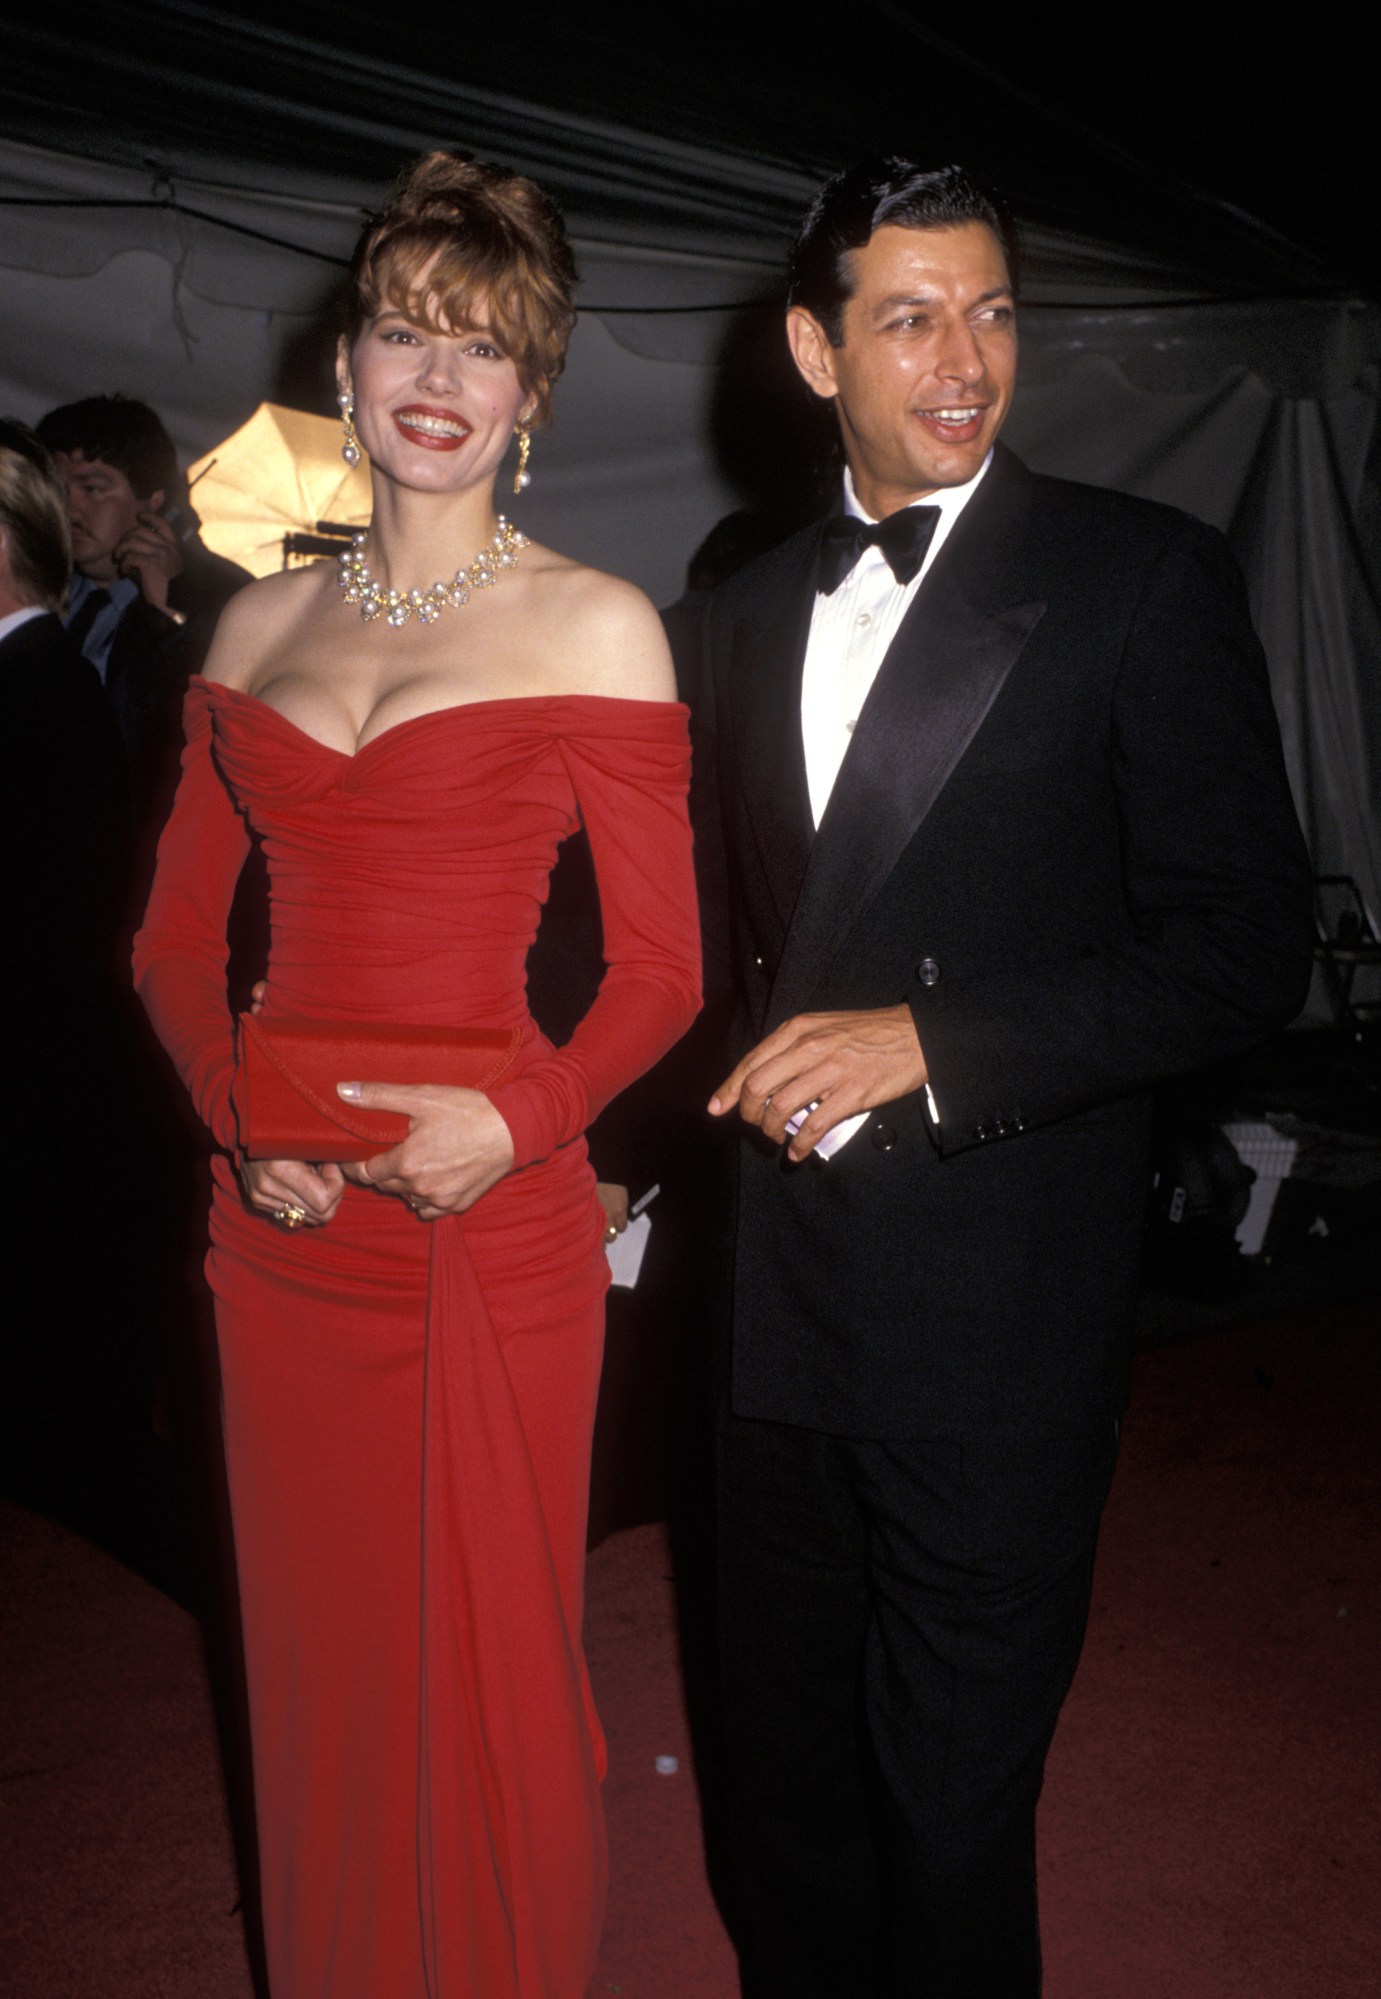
[274,1203,308,1229]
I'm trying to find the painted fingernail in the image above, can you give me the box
[337,1082,361,1100]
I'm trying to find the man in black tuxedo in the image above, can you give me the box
[684,161,1313,1996]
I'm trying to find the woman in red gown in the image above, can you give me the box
[134,153,700,1998]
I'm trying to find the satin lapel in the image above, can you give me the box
[728,537,818,935]
[769,542,1046,1024]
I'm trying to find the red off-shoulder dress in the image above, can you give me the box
[134,679,701,1999]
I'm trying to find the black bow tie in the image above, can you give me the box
[817,505,941,595]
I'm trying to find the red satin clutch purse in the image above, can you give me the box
[234,1015,523,1161]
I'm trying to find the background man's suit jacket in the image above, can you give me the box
[4,612,129,992]
[683,445,1313,1439]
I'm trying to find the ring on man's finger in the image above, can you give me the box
[273,1203,308,1230]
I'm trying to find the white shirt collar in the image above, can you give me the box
[70,571,139,614]
[0,605,48,645]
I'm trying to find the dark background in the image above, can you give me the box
[6,5,1376,298]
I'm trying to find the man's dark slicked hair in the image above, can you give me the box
[788,158,1017,346]
[36,393,179,502]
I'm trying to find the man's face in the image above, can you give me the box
[787,220,1017,516]
[52,450,160,582]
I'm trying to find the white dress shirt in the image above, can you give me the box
[801,450,992,827]
[65,571,140,682]
[793,451,992,1155]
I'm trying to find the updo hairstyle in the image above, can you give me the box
[346,151,578,426]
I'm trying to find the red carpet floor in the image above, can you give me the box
[1039,1301,1380,1998]
[2,1301,1377,1997]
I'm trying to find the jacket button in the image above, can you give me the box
[871,1121,898,1151]
[974,1122,991,1142]
[917,957,941,987]
[753,954,766,973]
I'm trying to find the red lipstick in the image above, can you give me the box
[391,404,471,451]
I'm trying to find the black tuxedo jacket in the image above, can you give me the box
[682,445,1312,1437]
[102,539,251,809]
[3,612,129,1023]
[102,597,186,799]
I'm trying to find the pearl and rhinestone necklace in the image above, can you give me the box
[337,517,528,628]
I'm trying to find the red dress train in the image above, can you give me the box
[134,681,701,1998]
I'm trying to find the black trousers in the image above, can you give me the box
[717,1407,1119,1999]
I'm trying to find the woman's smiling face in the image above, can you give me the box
[338,294,532,496]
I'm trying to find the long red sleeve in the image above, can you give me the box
[132,688,248,1152]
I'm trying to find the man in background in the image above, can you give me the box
[37,394,247,844]
[31,400,253,1585]
[0,419,150,1538]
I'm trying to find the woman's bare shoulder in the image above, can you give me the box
[522,549,676,701]
[200,563,334,689]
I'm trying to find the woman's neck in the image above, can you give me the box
[360,480,508,594]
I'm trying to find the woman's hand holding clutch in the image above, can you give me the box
[336,1081,517,1220]
[241,1157,347,1229]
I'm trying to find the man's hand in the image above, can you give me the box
[114,508,185,612]
[709,1004,927,1161]
[597,1183,630,1237]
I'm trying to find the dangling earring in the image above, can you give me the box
[513,421,532,495]
[339,388,362,468]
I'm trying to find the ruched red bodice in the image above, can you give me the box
[135,678,701,1999]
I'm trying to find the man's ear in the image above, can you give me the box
[786,307,840,403]
[146,488,167,518]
